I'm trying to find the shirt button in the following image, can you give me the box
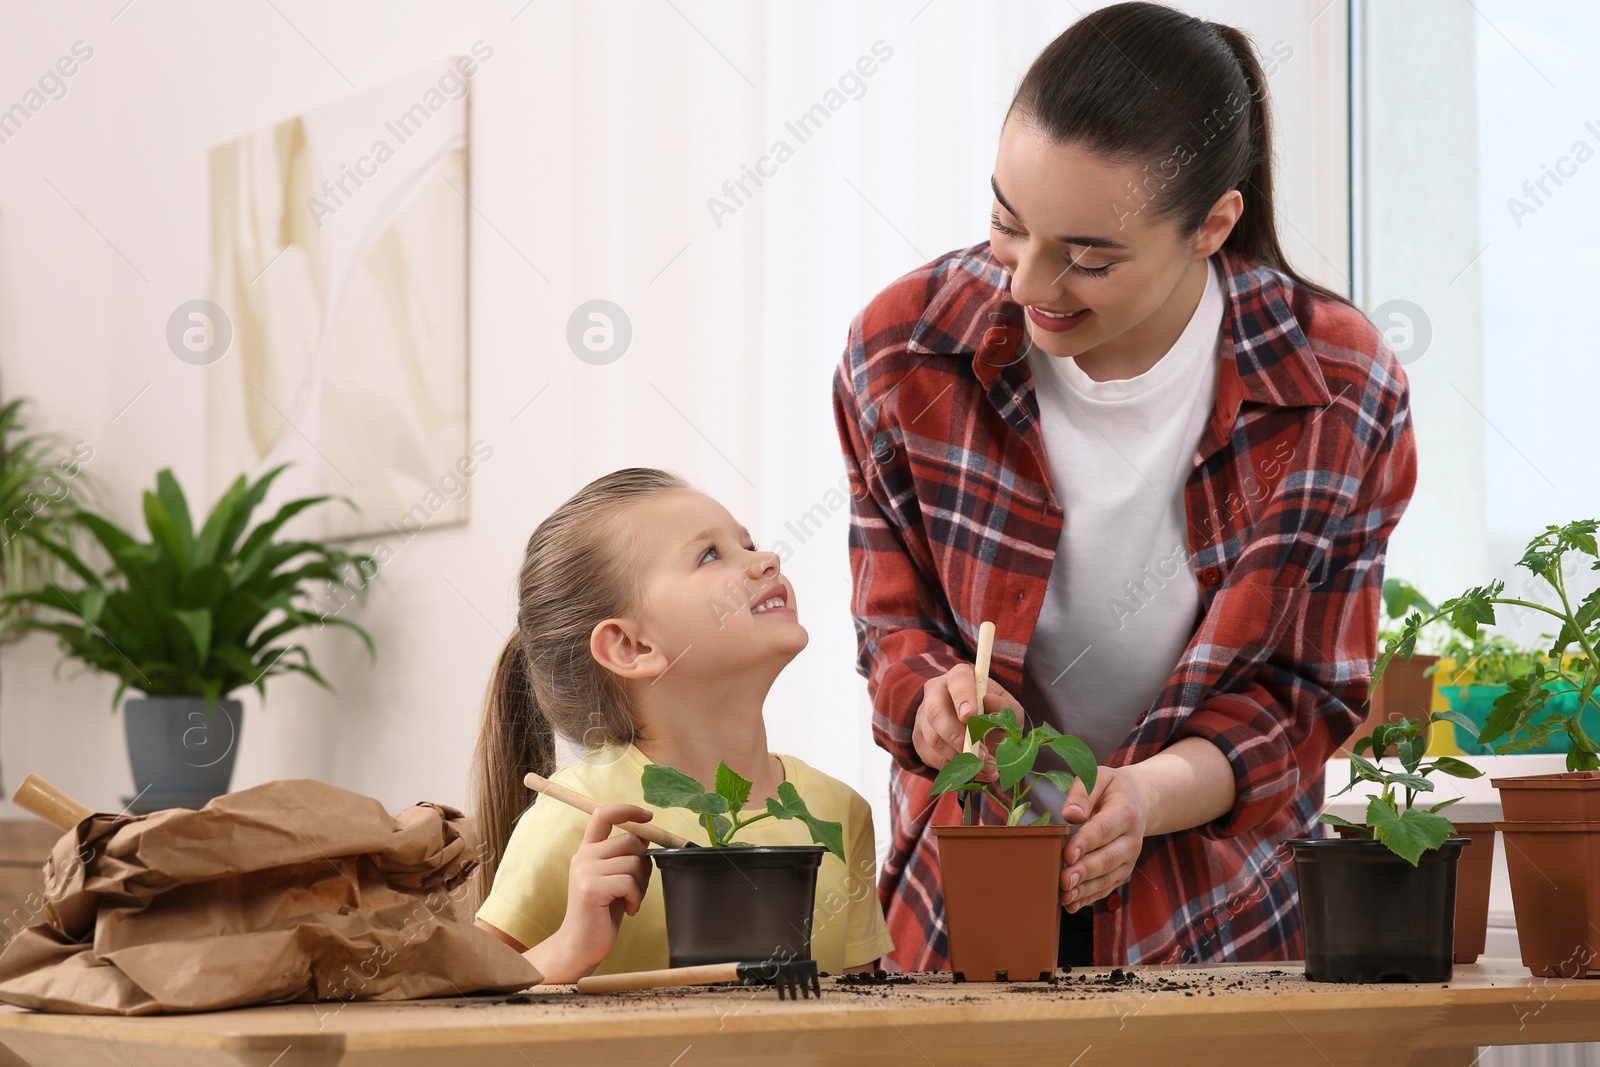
[1105,892,1123,912]
[1016,592,1025,607]
[1199,566,1222,587]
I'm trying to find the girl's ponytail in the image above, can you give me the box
[469,630,556,909]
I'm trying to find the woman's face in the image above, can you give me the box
[988,117,1236,365]
[611,489,807,683]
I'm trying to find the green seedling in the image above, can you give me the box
[1320,713,1483,864]
[641,760,846,861]
[926,707,1099,826]
[1374,519,1600,772]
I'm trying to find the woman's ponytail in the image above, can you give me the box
[1206,22,1353,310]
[1007,2,1357,311]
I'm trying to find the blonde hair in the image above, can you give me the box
[468,467,689,907]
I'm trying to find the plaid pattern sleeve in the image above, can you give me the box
[832,243,1418,970]
[830,355,966,777]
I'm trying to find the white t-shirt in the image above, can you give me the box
[1016,256,1224,818]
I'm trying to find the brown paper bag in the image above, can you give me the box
[0,779,539,1014]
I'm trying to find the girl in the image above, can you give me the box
[833,2,1416,969]
[472,468,894,983]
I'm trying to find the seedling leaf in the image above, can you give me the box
[1044,735,1099,795]
[714,761,753,812]
[1430,710,1480,735]
[1424,756,1482,780]
[930,752,986,796]
[1367,797,1453,866]
[965,713,1012,745]
[1316,812,1371,837]
[764,781,846,861]
[642,764,729,816]
[996,733,1044,792]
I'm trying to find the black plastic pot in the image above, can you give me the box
[1287,836,1467,983]
[650,845,823,968]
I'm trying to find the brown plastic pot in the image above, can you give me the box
[1491,772,1600,822]
[1493,820,1600,978]
[933,823,1069,982]
[1354,653,1438,748]
[1450,823,1496,964]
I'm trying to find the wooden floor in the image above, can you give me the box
[0,959,1593,1066]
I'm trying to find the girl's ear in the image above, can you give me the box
[590,617,671,681]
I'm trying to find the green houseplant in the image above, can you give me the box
[925,708,1098,982]
[1425,629,1586,757]
[641,761,845,969]
[1354,579,1442,750]
[1374,518,1600,978]
[0,463,375,809]
[1375,520,1600,771]
[0,399,98,626]
[0,398,98,789]
[1291,713,1478,982]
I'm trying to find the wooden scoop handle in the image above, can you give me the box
[12,773,93,832]
[961,621,997,826]
[576,962,740,994]
[966,620,997,755]
[523,772,691,849]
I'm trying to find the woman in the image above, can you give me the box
[832,2,1416,969]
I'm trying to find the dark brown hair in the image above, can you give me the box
[1007,1,1355,309]
[468,467,689,907]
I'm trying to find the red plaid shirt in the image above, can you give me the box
[831,243,1417,968]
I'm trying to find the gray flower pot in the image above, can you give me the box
[123,696,243,810]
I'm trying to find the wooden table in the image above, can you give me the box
[0,960,1593,1066]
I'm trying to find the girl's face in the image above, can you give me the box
[613,489,807,682]
[987,117,1236,365]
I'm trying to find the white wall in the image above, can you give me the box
[0,1,1352,828]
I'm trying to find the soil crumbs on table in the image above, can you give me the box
[826,967,1314,1000]
[995,967,1301,1000]
[445,966,1451,1010]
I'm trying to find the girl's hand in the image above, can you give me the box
[1058,766,1147,912]
[914,664,1025,782]
[527,804,655,984]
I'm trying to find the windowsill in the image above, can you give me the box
[1321,752,1574,823]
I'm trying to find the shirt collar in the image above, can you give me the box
[906,244,1334,413]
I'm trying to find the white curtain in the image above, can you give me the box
[0,0,1347,819]
[546,0,1351,834]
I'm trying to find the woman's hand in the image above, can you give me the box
[1058,766,1148,913]
[525,804,655,984]
[1055,738,1237,911]
[913,664,1028,782]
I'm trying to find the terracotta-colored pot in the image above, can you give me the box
[1450,823,1496,964]
[1493,820,1600,978]
[932,824,1068,982]
[1492,772,1600,822]
[1354,654,1438,748]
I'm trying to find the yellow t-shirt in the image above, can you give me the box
[476,743,895,976]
